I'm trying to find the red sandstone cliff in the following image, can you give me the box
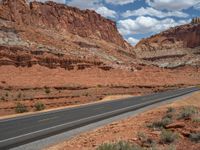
[135,23,200,50]
[135,23,200,68]
[0,0,136,70]
[0,0,130,49]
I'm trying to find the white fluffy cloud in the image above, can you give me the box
[126,37,139,46]
[105,0,135,5]
[122,7,189,18]
[194,2,200,10]
[67,0,117,18]
[28,0,65,3]
[67,0,102,9]
[118,16,190,35]
[146,0,200,10]
[96,6,117,18]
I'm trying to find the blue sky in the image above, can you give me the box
[31,0,200,45]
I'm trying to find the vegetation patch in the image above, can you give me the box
[160,130,178,144]
[137,132,156,148]
[44,87,51,94]
[178,106,198,119]
[148,117,172,129]
[34,102,46,111]
[15,103,28,113]
[96,141,143,150]
[192,118,200,123]
[189,133,200,143]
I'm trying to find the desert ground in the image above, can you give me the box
[0,65,200,116]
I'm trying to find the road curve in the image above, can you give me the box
[0,87,199,149]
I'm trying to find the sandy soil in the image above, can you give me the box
[45,92,200,150]
[0,65,200,88]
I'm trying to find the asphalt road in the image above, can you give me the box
[0,87,199,149]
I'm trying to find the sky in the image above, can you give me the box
[30,0,200,45]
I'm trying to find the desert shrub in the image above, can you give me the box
[167,145,176,150]
[1,96,5,101]
[15,103,28,113]
[5,92,9,97]
[166,107,175,113]
[163,113,173,120]
[160,130,178,144]
[96,141,143,150]
[17,93,22,99]
[192,118,200,123]
[137,132,156,147]
[97,84,102,88]
[149,117,172,129]
[189,133,200,143]
[138,132,147,141]
[34,102,45,111]
[44,87,51,94]
[178,106,198,119]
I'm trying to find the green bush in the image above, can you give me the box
[178,106,198,119]
[34,102,45,111]
[160,130,178,144]
[15,103,28,113]
[96,141,143,150]
[189,133,200,143]
[149,117,172,129]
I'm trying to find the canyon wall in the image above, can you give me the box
[0,0,130,49]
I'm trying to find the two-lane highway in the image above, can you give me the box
[0,87,199,149]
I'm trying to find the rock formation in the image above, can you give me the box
[135,23,200,68]
[0,0,199,70]
[0,0,135,70]
[0,0,130,49]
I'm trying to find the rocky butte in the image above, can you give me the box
[135,19,200,68]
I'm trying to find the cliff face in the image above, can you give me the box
[0,0,136,70]
[135,23,200,50]
[135,23,200,68]
[0,0,128,48]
